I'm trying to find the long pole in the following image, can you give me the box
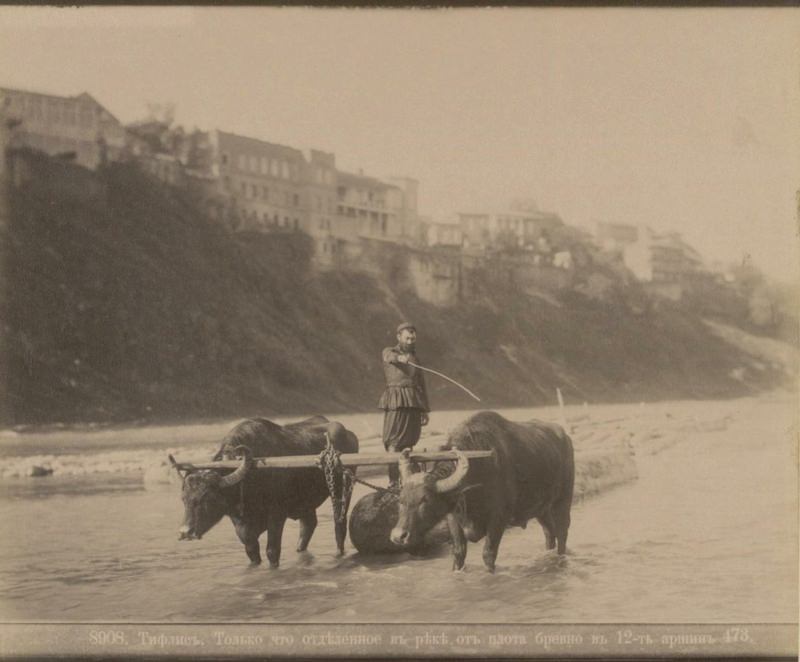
[407,361,481,402]
[171,449,494,471]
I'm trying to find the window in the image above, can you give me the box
[282,161,290,179]
[251,184,257,198]
[238,154,246,170]
[262,186,269,200]
[221,153,229,166]
[241,181,247,194]
[293,218,298,230]
[271,160,279,177]
[293,193,299,207]
[249,155,258,172]
[260,157,269,175]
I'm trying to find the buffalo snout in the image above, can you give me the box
[390,527,411,547]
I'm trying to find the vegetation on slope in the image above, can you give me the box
[2,152,789,425]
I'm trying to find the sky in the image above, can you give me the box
[1,7,798,282]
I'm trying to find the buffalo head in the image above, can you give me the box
[390,448,470,548]
[170,448,252,541]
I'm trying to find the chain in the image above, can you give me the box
[318,439,355,524]
[344,469,398,497]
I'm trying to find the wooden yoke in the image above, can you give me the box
[170,449,494,473]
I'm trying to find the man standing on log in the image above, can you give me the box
[379,322,430,487]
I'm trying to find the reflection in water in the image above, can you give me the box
[0,400,796,623]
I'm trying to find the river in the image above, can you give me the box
[0,396,796,623]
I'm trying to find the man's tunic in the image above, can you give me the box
[379,345,429,452]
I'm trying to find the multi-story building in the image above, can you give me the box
[199,130,309,234]
[424,218,463,248]
[335,170,406,243]
[459,208,563,250]
[300,149,341,264]
[626,228,704,283]
[186,131,420,265]
[598,222,707,298]
[1,85,425,266]
[385,176,421,245]
[0,87,126,170]
[595,220,639,253]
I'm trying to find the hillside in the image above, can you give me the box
[2,151,793,425]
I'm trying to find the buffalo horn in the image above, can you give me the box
[168,454,186,477]
[434,449,470,494]
[218,446,252,488]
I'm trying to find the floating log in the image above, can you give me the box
[171,449,494,472]
[348,490,449,555]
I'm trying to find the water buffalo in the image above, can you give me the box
[172,416,358,567]
[390,411,574,571]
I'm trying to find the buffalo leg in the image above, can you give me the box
[553,499,571,555]
[233,522,262,566]
[297,510,317,552]
[265,513,286,568]
[446,513,467,571]
[482,519,506,572]
[539,512,557,551]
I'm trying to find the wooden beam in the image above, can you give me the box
[172,449,494,472]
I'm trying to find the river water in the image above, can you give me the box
[0,397,796,623]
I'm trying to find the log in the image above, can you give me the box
[171,449,493,472]
[348,491,449,555]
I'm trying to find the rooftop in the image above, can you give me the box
[337,170,398,190]
[0,87,120,123]
[214,129,305,162]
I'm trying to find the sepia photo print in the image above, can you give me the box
[0,6,797,659]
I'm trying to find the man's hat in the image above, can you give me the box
[396,322,416,334]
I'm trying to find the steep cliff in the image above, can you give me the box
[2,152,789,424]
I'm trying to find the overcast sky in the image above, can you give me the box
[1,7,798,281]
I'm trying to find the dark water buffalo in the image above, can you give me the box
[173,416,358,567]
[390,411,574,571]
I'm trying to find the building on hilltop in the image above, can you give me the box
[385,176,422,245]
[595,220,639,254]
[335,170,407,243]
[197,129,310,235]
[0,87,127,170]
[458,208,564,251]
[1,85,424,267]
[424,217,463,248]
[595,221,710,299]
[182,129,420,267]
